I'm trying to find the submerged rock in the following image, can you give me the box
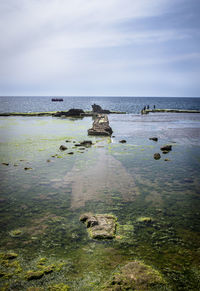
[149,137,158,142]
[2,162,9,166]
[92,104,111,114]
[154,153,161,160]
[80,213,117,239]
[103,260,166,290]
[119,139,127,143]
[88,114,113,136]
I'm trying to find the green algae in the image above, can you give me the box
[0,116,200,290]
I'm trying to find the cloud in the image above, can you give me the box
[0,0,199,96]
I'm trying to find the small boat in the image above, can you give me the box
[51,98,63,102]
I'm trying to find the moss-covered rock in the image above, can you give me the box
[103,260,167,290]
[0,252,18,260]
[137,217,153,224]
[26,270,44,281]
[80,213,117,239]
[9,229,23,237]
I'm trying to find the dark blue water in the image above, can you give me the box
[0,96,200,114]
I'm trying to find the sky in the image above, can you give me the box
[0,0,200,97]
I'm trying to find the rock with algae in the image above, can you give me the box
[80,213,117,239]
[137,217,153,224]
[9,229,23,237]
[103,260,167,290]
[26,270,44,280]
[0,252,18,260]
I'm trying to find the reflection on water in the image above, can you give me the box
[0,115,200,290]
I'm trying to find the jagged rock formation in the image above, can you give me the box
[88,114,113,136]
[92,104,110,114]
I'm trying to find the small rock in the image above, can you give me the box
[24,167,32,170]
[46,159,51,162]
[137,217,153,224]
[2,252,18,260]
[119,140,127,143]
[65,140,70,142]
[68,152,74,155]
[164,158,171,161]
[160,145,172,152]
[26,271,44,281]
[154,153,161,160]
[80,140,93,147]
[149,137,158,141]
[9,229,23,237]
[59,145,67,151]
[2,163,9,166]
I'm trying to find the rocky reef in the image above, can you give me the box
[88,114,113,136]
[80,213,117,239]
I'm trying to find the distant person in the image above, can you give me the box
[153,105,156,109]
[147,105,149,109]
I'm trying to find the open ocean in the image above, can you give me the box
[0,96,200,290]
[0,96,200,113]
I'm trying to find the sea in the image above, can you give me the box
[0,96,200,290]
[0,96,200,113]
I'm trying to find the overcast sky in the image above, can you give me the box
[0,0,200,96]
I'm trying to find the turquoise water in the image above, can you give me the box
[0,114,200,290]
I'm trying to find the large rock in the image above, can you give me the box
[88,114,113,136]
[54,109,84,117]
[92,104,110,114]
[103,260,167,290]
[80,213,117,239]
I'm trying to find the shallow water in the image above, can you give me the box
[0,114,200,290]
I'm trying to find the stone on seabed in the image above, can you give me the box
[88,114,113,136]
[80,213,117,239]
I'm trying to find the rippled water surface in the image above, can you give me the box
[0,110,200,290]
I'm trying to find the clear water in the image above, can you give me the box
[0,97,200,290]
